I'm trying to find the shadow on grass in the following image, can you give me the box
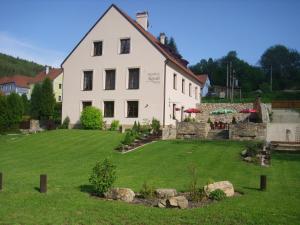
[242,186,261,191]
[79,184,94,194]
[34,187,40,192]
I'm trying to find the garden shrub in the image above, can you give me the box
[80,106,103,130]
[60,116,70,129]
[207,117,212,123]
[0,95,9,133]
[89,158,117,196]
[110,120,120,131]
[122,131,136,145]
[7,93,24,129]
[140,181,155,199]
[209,189,226,201]
[151,118,160,135]
[184,117,196,122]
[245,141,263,157]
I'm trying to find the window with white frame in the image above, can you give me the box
[195,87,198,99]
[127,101,138,118]
[173,74,177,90]
[82,101,92,110]
[104,101,114,117]
[128,68,139,89]
[93,41,103,56]
[189,83,192,97]
[182,79,185,93]
[105,69,116,90]
[120,38,130,54]
[83,71,93,91]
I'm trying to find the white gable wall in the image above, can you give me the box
[62,7,166,126]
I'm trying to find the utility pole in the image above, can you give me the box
[226,63,229,99]
[229,61,232,100]
[231,69,235,102]
[270,65,273,92]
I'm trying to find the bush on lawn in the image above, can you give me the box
[110,120,120,131]
[89,158,117,196]
[209,189,226,201]
[140,181,155,199]
[0,95,9,132]
[122,131,136,145]
[245,141,263,157]
[7,93,24,129]
[60,116,70,129]
[80,106,103,130]
[151,118,160,135]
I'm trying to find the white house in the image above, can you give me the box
[61,4,201,127]
[196,74,211,97]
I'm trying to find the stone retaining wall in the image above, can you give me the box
[196,103,253,123]
[229,122,267,141]
[176,122,210,139]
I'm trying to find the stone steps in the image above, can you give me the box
[207,129,229,140]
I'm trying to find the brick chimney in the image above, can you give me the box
[136,11,149,31]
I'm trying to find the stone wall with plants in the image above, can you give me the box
[229,122,267,141]
[196,103,253,123]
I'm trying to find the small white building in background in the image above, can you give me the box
[61,4,201,127]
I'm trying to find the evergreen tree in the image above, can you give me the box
[30,83,42,119]
[168,37,181,56]
[7,93,24,128]
[21,94,30,116]
[0,95,9,132]
[40,78,56,119]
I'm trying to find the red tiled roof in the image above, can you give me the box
[195,74,208,87]
[61,4,201,85]
[30,68,62,84]
[0,75,33,88]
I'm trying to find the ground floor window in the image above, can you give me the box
[58,96,62,101]
[82,101,92,110]
[104,101,114,117]
[127,101,138,118]
[173,104,176,119]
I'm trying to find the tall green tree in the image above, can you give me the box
[21,94,30,116]
[260,45,300,90]
[40,78,56,119]
[7,93,24,129]
[0,95,9,132]
[30,83,42,119]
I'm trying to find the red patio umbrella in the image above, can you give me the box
[184,108,201,113]
[239,109,257,113]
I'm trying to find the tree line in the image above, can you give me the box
[0,78,57,132]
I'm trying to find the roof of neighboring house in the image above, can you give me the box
[61,4,201,85]
[195,74,209,87]
[0,75,32,88]
[30,68,62,84]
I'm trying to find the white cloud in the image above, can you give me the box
[0,32,65,67]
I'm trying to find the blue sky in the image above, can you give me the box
[0,0,299,67]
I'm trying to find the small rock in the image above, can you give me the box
[241,149,247,157]
[155,189,177,199]
[244,156,252,162]
[167,196,188,209]
[157,199,167,208]
[204,181,234,197]
[104,188,135,202]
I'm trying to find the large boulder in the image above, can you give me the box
[155,189,177,199]
[204,181,234,197]
[167,196,188,209]
[104,188,135,202]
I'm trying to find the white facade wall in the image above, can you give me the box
[62,7,166,126]
[165,63,201,126]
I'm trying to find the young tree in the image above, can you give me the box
[40,78,56,119]
[7,93,24,129]
[30,83,42,119]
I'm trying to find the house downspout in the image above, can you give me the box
[163,59,168,127]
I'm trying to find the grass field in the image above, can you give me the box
[0,130,299,224]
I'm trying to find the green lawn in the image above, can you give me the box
[0,130,299,225]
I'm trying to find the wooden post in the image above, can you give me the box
[40,174,47,193]
[0,172,2,191]
[260,175,267,191]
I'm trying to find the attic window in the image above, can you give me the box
[120,38,130,54]
[93,41,103,56]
